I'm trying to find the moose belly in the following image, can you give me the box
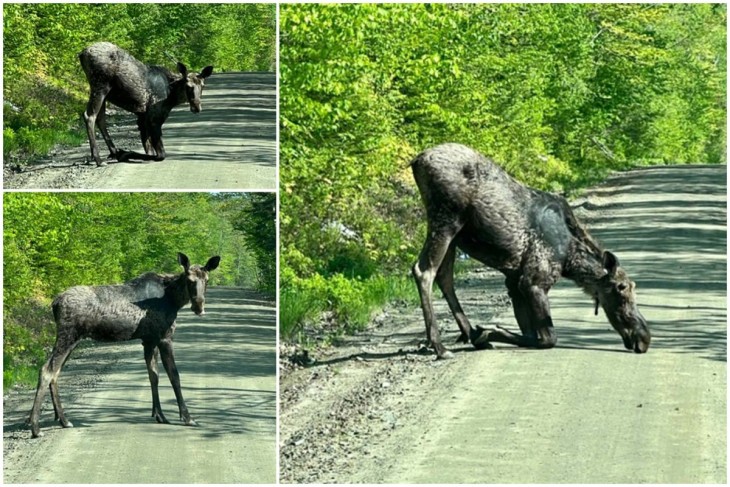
[455,230,523,273]
[81,301,148,342]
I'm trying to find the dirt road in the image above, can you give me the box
[280,164,726,483]
[3,287,276,484]
[3,72,276,190]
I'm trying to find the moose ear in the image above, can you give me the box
[602,251,619,275]
[178,253,191,273]
[199,66,214,79]
[177,62,188,77]
[205,256,221,272]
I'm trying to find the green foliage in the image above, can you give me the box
[280,4,726,338]
[3,302,56,390]
[216,193,277,294]
[3,192,275,390]
[3,3,275,161]
[279,267,418,338]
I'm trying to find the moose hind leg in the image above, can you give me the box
[144,343,168,424]
[435,242,486,348]
[83,87,111,166]
[49,382,72,428]
[29,336,80,437]
[158,338,196,426]
[413,221,464,359]
[96,100,118,159]
[28,360,53,438]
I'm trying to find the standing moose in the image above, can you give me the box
[79,42,213,166]
[28,253,221,438]
[411,143,650,359]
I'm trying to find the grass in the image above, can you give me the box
[3,125,86,162]
[280,286,324,338]
[3,365,42,391]
[279,273,420,340]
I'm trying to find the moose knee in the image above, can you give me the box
[536,326,557,349]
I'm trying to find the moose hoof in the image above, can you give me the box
[31,431,44,439]
[436,350,455,360]
[153,413,170,424]
[183,417,198,427]
[60,420,74,428]
[471,329,493,350]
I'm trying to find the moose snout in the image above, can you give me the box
[191,298,205,316]
[634,315,651,353]
[190,103,201,113]
[622,313,650,354]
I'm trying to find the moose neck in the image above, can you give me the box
[169,79,189,109]
[151,79,187,118]
[164,273,191,310]
[564,240,606,297]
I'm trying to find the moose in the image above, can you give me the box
[411,143,650,359]
[28,253,221,438]
[79,42,213,166]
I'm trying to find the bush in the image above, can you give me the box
[280,270,418,339]
[3,300,55,390]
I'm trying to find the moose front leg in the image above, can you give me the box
[149,124,166,161]
[143,342,169,424]
[137,114,153,155]
[157,338,196,426]
[521,284,557,348]
[473,279,557,349]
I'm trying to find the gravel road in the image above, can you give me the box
[3,72,276,190]
[3,287,276,484]
[280,164,726,483]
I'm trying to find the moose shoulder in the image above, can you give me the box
[79,42,213,166]
[411,143,650,359]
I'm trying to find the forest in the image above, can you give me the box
[279,3,726,337]
[3,192,276,389]
[3,3,276,161]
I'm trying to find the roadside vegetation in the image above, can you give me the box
[279,3,727,338]
[3,192,276,390]
[3,3,276,163]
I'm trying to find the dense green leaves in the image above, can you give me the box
[280,3,726,335]
[3,192,276,388]
[3,3,276,160]
[218,192,277,294]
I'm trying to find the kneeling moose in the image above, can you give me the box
[28,253,220,438]
[79,42,213,166]
[411,143,650,359]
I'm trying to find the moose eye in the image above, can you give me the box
[617,283,628,292]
